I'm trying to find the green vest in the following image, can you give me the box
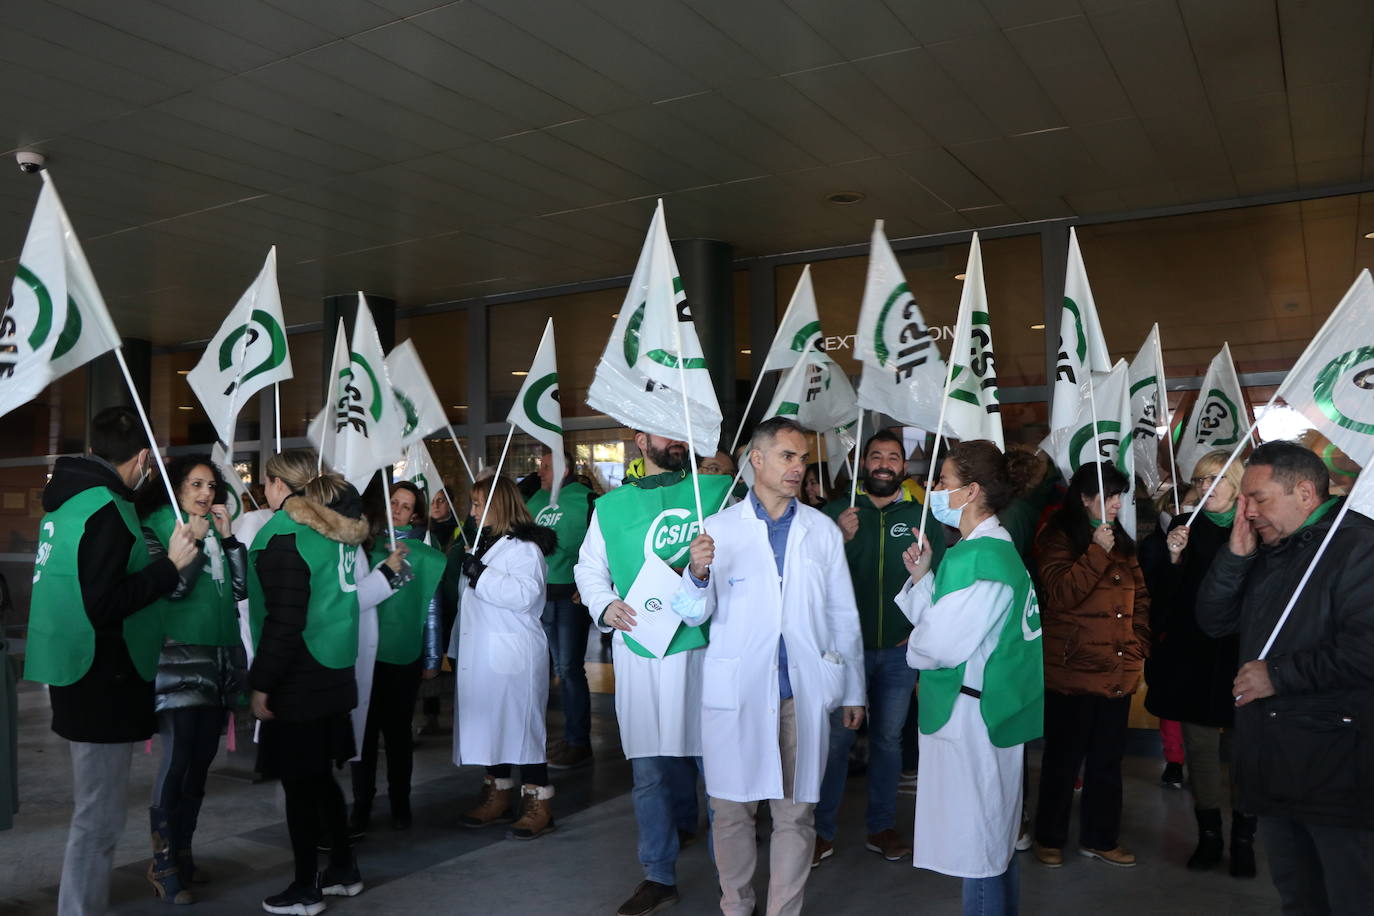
[527,482,592,586]
[371,538,446,665]
[918,536,1044,748]
[595,470,730,658]
[25,487,164,686]
[145,505,240,647]
[247,509,359,669]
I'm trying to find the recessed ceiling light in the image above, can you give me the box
[740,349,751,355]
[611,312,619,318]
[826,190,865,205]
[954,273,967,281]
[1030,323,1046,330]
[512,370,528,376]
[1365,231,1374,239]
[176,369,190,375]
[451,405,468,410]
[177,405,194,411]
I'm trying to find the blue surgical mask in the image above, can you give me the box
[928,485,968,527]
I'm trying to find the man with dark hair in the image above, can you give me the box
[26,406,197,915]
[575,432,731,916]
[815,427,947,865]
[1197,440,1374,910]
[677,415,864,916]
[528,445,598,770]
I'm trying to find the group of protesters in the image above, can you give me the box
[23,404,1373,916]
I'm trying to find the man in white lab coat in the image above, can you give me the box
[677,417,866,916]
[574,432,731,916]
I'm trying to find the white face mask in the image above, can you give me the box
[928,485,969,527]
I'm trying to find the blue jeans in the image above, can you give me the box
[815,646,916,839]
[541,598,591,747]
[963,857,1019,916]
[631,756,702,885]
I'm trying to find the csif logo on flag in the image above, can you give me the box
[393,387,421,439]
[4,268,85,376]
[644,507,701,566]
[522,372,563,436]
[1053,298,1089,386]
[1130,376,1159,442]
[222,484,242,522]
[217,310,287,396]
[1314,346,1374,436]
[872,281,934,382]
[1068,420,1125,472]
[626,277,708,371]
[335,353,385,437]
[1194,388,1241,447]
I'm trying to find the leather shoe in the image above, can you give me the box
[1079,845,1137,867]
[1034,844,1064,867]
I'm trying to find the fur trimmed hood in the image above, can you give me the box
[510,521,557,557]
[283,494,370,546]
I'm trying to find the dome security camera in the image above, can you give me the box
[16,151,46,174]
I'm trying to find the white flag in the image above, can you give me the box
[1050,227,1113,430]
[943,234,1004,448]
[507,318,566,508]
[399,438,444,508]
[1044,359,1133,486]
[764,266,823,372]
[586,200,722,456]
[853,220,947,432]
[1277,270,1374,468]
[1177,343,1248,481]
[385,339,451,451]
[211,443,251,525]
[186,248,292,446]
[763,348,857,436]
[1,177,122,418]
[823,421,858,485]
[308,296,404,492]
[1127,324,1167,495]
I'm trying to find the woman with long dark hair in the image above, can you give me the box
[452,476,557,840]
[1032,462,1150,869]
[138,455,248,903]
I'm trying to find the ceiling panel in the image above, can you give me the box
[1178,0,1285,104]
[51,0,291,71]
[855,49,1001,147]
[579,0,771,89]
[781,0,916,60]
[785,64,938,156]
[1278,0,1374,89]
[719,79,877,166]
[682,0,842,75]
[925,32,1066,136]
[883,1,996,45]
[1086,0,1211,120]
[889,147,1001,211]
[1003,15,1134,126]
[1288,82,1367,165]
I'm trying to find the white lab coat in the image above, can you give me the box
[896,517,1021,879]
[676,498,864,804]
[574,508,704,759]
[449,534,549,766]
[350,547,396,762]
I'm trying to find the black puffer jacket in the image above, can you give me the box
[1143,514,1240,727]
[1196,501,1374,828]
[248,489,370,722]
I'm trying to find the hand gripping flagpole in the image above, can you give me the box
[1087,373,1107,522]
[917,349,961,547]
[113,348,183,523]
[380,470,398,552]
[669,313,706,528]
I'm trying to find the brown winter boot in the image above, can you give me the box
[460,776,515,828]
[508,784,556,840]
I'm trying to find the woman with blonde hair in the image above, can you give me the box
[450,475,557,840]
[247,449,405,915]
[1143,449,1254,877]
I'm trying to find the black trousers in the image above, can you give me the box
[152,706,226,810]
[350,659,422,813]
[1262,815,1374,915]
[259,715,355,887]
[1034,691,1131,851]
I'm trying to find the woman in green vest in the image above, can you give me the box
[896,440,1043,916]
[348,481,444,836]
[138,454,248,903]
[247,449,373,916]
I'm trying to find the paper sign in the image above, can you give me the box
[622,554,689,658]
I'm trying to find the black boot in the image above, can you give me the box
[389,793,412,830]
[147,807,193,904]
[1230,812,1258,878]
[1187,808,1224,870]
[175,795,207,885]
[348,797,372,841]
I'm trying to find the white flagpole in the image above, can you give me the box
[1087,374,1107,521]
[435,477,467,548]
[319,330,343,475]
[1253,499,1352,667]
[816,431,826,499]
[918,354,961,545]
[113,348,182,522]
[1185,390,1280,528]
[1154,331,1181,516]
[728,291,803,455]
[849,406,864,508]
[274,382,282,454]
[475,426,515,538]
[718,464,744,514]
[380,470,398,552]
[444,422,477,484]
[666,299,706,528]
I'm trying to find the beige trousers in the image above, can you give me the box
[710,697,815,916]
